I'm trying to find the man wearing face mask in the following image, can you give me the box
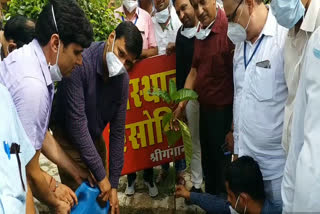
[174,0,203,203]
[115,0,158,59]
[272,0,320,156]
[152,0,182,55]
[222,0,288,208]
[51,21,142,214]
[115,0,159,198]
[174,0,234,196]
[152,0,187,185]
[271,0,320,212]
[0,0,93,213]
[175,156,281,214]
[0,15,35,60]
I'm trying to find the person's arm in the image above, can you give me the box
[190,192,231,214]
[173,67,197,120]
[290,32,320,211]
[108,74,129,214]
[64,65,111,202]
[41,131,95,186]
[141,47,158,58]
[175,185,230,214]
[26,151,70,213]
[140,14,158,58]
[109,74,129,188]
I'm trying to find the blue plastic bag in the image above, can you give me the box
[71,182,110,214]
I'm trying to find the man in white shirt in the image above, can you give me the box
[223,0,288,208]
[274,0,320,154]
[152,0,186,184]
[0,83,36,214]
[271,0,320,212]
[152,0,181,55]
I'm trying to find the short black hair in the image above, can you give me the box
[225,156,265,202]
[35,0,93,48]
[115,21,143,59]
[4,15,35,48]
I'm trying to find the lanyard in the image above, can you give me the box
[122,9,139,25]
[244,35,265,70]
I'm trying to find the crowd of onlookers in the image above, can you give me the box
[0,0,320,213]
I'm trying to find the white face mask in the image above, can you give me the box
[227,2,251,45]
[195,19,215,40]
[123,0,138,13]
[230,195,247,214]
[106,37,127,78]
[155,6,170,24]
[181,22,200,39]
[49,5,63,82]
[49,40,63,82]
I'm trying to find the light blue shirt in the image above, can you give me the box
[0,83,35,214]
[233,8,288,180]
[0,39,54,150]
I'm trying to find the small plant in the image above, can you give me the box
[149,79,198,213]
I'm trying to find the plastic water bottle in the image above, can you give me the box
[71,182,110,214]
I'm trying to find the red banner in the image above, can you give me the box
[103,54,184,175]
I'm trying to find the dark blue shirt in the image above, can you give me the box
[52,42,129,188]
[190,192,282,214]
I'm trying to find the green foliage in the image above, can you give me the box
[171,89,198,103]
[149,79,198,167]
[150,79,198,105]
[162,112,173,129]
[4,0,120,41]
[77,0,120,41]
[177,119,192,167]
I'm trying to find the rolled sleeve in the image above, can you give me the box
[64,66,106,182]
[109,73,129,188]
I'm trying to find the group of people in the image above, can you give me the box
[0,0,320,213]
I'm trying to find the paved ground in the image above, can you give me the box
[38,154,205,214]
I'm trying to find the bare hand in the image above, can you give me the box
[175,185,190,200]
[74,167,96,187]
[98,177,112,202]
[166,43,176,55]
[109,189,120,214]
[225,131,234,154]
[54,183,78,207]
[55,200,71,214]
[170,105,185,131]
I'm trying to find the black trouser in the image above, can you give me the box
[127,168,154,185]
[200,105,232,195]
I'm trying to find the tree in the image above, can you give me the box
[4,0,120,41]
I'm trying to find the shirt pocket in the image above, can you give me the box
[250,67,275,101]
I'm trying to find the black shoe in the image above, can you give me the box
[185,186,202,205]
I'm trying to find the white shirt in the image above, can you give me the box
[0,83,35,214]
[281,0,320,154]
[152,5,181,55]
[281,19,320,214]
[233,8,288,180]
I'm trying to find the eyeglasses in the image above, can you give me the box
[227,0,244,22]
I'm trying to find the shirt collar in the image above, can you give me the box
[30,39,53,86]
[97,42,107,76]
[300,0,320,33]
[260,6,276,37]
[120,5,140,19]
[211,8,225,34]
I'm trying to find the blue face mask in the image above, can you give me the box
[271,0,305,29]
